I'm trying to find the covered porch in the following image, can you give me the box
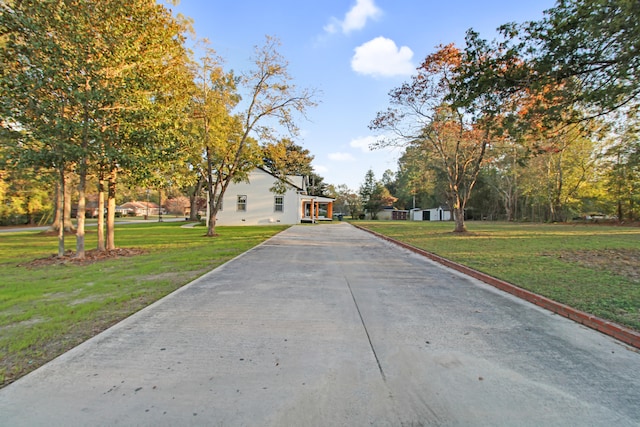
[300,196,334,223]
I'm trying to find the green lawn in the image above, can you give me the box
[0,222,288,387]
[354,220,640,332]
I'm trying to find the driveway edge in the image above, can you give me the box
[353,224,640,350]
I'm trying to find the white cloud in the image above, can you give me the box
[313,163,329,174]
[328,152,356,161]
[325,0,382,35]
[351,36,414,78]
[350,135,378,152]
[343,0,382,33]
[323,20,339,35]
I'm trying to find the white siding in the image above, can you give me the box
[411,207,451,221]
[214,169,301,226]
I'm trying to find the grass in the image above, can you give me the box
[0,221,288,387]
[2,219,639,387]
[354,220,640,332]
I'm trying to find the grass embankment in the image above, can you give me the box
[355,221,640,332]
[0,222,288,387]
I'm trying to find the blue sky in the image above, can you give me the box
[167,0,556,190]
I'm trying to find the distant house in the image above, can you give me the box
[72,200,160,218]
[411,206,452,221]
[375,207,409,221]
[120,201,161,217]
[211,167,334,226]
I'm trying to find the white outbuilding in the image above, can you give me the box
[411,206,452,221]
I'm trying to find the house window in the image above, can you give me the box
[237,195,247,211]
[274,196,284,212]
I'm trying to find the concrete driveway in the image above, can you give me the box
[1,223,639,426]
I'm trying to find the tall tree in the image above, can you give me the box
[262,138,314,175]
[371,45,495,232]
[524,0,640,118]
[359,169,377,217]
[395,145,441,210]
[0,0,193,256]
[93,0,193,251]
[333,184,361,219]
[603,110,640,221]
[460,0,639,128]
[1,0,90,256]
[306,172,329,197]
[368,183,397,219]
[193,36,316,236]
[189,44,247,237]
[262,138,314,194]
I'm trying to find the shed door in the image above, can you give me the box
[422,211,430,221]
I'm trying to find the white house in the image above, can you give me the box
[210,168,334,226]
[411,206,452,221]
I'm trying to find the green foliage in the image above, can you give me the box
[394,143,448,210]
[332,184,361,219]
[262,138,323,195]
[602,110,640,221]
[263,138,314,176]
[0,166,55,225]
[371,45,495,232]
[359,169,377,204]
[364,1,639,225]
[189,36,317,236]
[526,0,640,116]
[0,0,195,252]
[358,169,397,219]
[458,0,640,125]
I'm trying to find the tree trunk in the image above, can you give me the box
[106,167,117,250]
[63,182,74,231]
[189,177,204,221]
[453,206,466,232]
[97,177,105,251]
[158,188,163,222]
[76,160,87,259]
[50,184,61,231]
[49,177,75,233]
[207,211,217,236]
[57,167,65,257]
[76,102,90,259]
[205,148,218,237]
[451,191,466,233]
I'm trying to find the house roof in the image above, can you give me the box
[227,167,334,202]
[302,195,334,203]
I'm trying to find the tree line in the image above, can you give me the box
[354,0,638,232]
[0,0,319,258]
[2,0,638,245]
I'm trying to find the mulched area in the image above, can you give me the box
[20,248,147,267]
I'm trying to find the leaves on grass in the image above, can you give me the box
[555,249,640,283]
[20,248,147,268]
